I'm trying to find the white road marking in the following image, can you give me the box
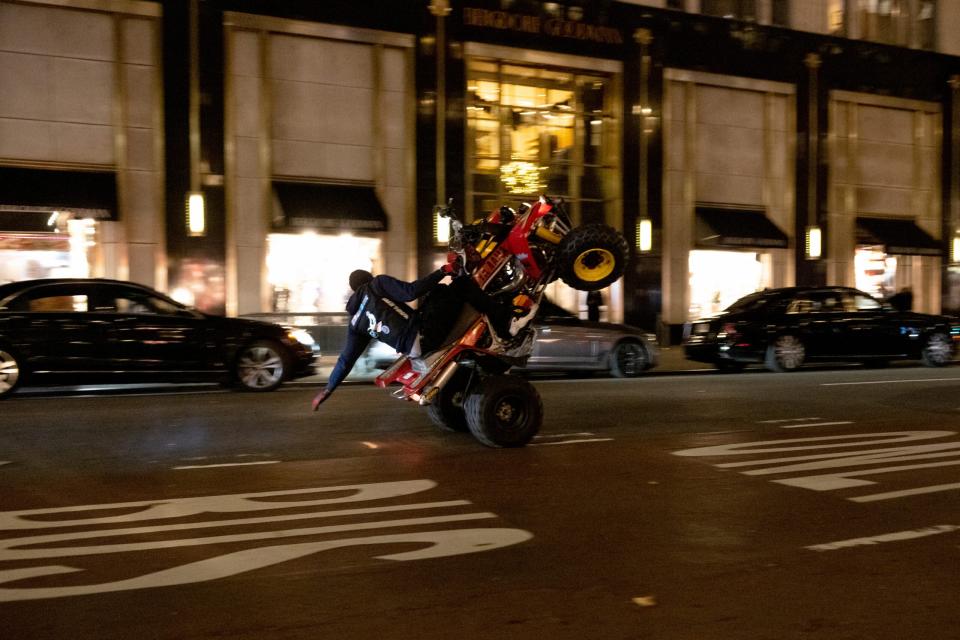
[173,461,280,470]
[850,482,960,503]
[821,377,960,386]
[530,438,614,446]
[806,525,959,552]
[0,480,533,601]
[780,421,854,429]
[758,417,821,424]
[0,462,10,467]
[535,432,596,439]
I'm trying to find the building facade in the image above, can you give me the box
[1,0,959,342]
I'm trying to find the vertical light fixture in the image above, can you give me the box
[806,225,822,259]
[635,28,653,255]
[952,232,960,264]
[637,219,653,253]
[435,210,450,244]
[430,0,451,247]
[804,53,822,263]
[186,0,205,237]
[187,192,206,237]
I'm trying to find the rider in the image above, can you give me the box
[311,254,534,410]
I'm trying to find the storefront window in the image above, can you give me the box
[828,0,846,34]
[265,232,381,313]
[855,245,898,299]
[0,217,95,285]
[466,58,619,227]
[688,250,770,320]
[858,0,935,48]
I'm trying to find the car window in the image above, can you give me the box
[814,293,844,312]
[847,293,882,312]
[94,290,187,316]
[785,296,818,314]
[724,292,767,313]
[7,286,90,312]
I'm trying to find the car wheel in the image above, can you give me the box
[765,334,805,372]
[464,374,542,448]
[609,341,648,378]
[0,346,23,399]
[235,340,288,392]
[921,332,953,367]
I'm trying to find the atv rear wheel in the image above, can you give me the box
[557,223,629,291]
[464,374,542,448]
[426,367,472,432]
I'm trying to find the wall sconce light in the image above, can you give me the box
[637,218,652,252]
[435,210,450,245]
[805,225,822,260]
[187,191,206,237]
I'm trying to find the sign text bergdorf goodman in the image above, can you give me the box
[464,8,623,44]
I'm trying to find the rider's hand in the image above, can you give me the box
[311,389,330,412]
[441,252,461,276]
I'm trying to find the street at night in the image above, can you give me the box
[2,365,958,639]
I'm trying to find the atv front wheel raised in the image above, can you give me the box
[557,223,629,291]
[463,374,542,448]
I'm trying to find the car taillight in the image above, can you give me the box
[718,322,739,339]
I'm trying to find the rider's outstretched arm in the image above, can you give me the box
[372,269,445,303]
[324,329,371,395]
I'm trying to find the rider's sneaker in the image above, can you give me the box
[509,303,539,336]
[410,357,430,374]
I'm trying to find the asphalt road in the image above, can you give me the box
[2,366,959,640]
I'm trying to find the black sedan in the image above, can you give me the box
[684,286,960,372]
[0,278,317,398]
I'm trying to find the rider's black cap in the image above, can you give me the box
[349,269,373,291]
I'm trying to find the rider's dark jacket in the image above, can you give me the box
[324,269,445,394]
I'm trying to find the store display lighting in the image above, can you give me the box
[806,225,822,259]
[500,160,545,195]
[187,192,205,237]
[637,218,652,252]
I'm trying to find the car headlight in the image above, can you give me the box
[287,328,316,347]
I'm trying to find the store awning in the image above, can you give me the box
[856,217,942,256]
[273,181,388,232]
[0,166,117,220]
[695,206,788,249]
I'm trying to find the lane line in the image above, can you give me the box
[0,461,10,467]
[535,432,596,439]
[758,417,821,424]
[173,461,280,470]
[822,377,960,386]
[780,421,854,429]
[850,482,960,503]
[806,524,960,552]
[530,438,614,446]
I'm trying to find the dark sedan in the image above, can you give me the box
[684,286,960,372]
[0,278,317,398]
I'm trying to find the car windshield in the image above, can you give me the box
[723,292,769,313]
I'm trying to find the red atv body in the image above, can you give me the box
[376,196,629,448]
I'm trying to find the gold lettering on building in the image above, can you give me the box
[464,8,622,45]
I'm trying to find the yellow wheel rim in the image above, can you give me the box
[573,248,615,282]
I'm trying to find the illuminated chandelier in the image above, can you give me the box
[499,160,546,195]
